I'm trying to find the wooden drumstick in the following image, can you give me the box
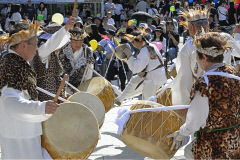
[61,77,80,92]
[72,0,78,17]
[54,74,67,103]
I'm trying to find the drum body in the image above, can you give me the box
[120,100,183,159]
[68,92,105,128]
[42,102,99,159]
[78,77,115,112]
[156,88,172,106]
[170,66,177,78]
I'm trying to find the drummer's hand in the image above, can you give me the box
[166,130,184,151]
[65,16,75,31]
[45,100,59,114]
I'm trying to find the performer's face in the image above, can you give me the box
[22,36,38,61]
[71,40,83,52]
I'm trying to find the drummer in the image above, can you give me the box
[171,7,240,115]
[0,21,59,159]
[58,27,95,94]
[115,30,168,105]
[167,32,240,159]
[32,17,75,101]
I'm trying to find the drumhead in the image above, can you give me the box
[42,102,99,159]
[78,77,106,95]
[68,92,105,127]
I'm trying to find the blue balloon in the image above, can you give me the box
[214,0,218,3]
[189,0,193,3]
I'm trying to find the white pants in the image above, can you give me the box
[1,136,51,159]
[116,75,161,102]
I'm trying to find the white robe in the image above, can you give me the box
[0,86,51,159]
[171,34,240,105]
[116,44,167,102]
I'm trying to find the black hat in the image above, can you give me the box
[155,26,163,32]
[107,29,115,36]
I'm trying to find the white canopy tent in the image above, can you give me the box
[0,0,104,17]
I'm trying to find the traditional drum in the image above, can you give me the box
[120,100,184,159]
[156,87,186,119]
[156,87,172,106]
[68,91,105,128]
[170,66,177,78]
[42,102,99,159]
[115,44,132,60]
[78,77,115,112]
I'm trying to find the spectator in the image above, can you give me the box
[148,3,158,17]
[85,17,93,26]
[107,12,115,26]
[105,0,116,16]
[37,2,47,22]
[117,19,128,34]
[23,0,36,21]
[135,0,149,12]
[120,9,127,20]
[102,16,117,32]
[114,0,123,27]
[228,2,237,25]
[86,24,103,42]
[93,16,106,34]
[207,1,218,23]
[1,3,12,17]
[152,15,160,26]
[4,13,11,31]
[10,4,22,22]
[217,1,228,26]
[165,20,179,63]
[127,5,135,18]
[209,14,216,31]
[151,26,166,53]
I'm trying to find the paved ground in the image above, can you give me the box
[88,99,186,160]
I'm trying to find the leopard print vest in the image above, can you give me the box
[190,64,240,159]
[0,53,38,100]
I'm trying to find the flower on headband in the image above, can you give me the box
[0,21,40,46]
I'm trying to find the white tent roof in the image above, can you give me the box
[0,0,102,4]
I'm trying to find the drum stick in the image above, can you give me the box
[36,87,69,102]
[61,78,80,92]
[54,74,67,103]
[72,0,78,17]
[87,65,103,78]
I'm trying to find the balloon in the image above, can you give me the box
[170,6,175,12]
[235,4,239,8]
[225,6,229,10]
[96,13,101,17]
[128,20,134,26]
[214,0,218,3]
[151,42,163,51]
[52,13,64,25]
[132,19,137,24]
[37,14,43,21]
[189,0,193,3]
[237,0,240,3]
[89,40,98,51]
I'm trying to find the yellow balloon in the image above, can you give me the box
[89,40,98,51]
[52,13,64,25]
[128,20,134,26]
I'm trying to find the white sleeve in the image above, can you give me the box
[179,91,209,136]
[1,87,50,122]
[127,47,150,74]
[171,44,194,105]
[222,32,240,58]
[38,27,70,63]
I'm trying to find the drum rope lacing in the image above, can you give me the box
[115,104,190,135]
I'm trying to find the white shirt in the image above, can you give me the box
[108,18,115,26]
[115,4,123,15]
[38,27,70,64]
[105,2,115,15]
[217,6,227,21]
[179,91,209,136]
[148,8,158,16]
[0,86,50,139]
[127,44,167,86]
[136,0,149,12]
[11,12,22,22]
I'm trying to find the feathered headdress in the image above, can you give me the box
[123,27,148,42]
[70,28,88,41]
[194,32,231,57]
[0,20,40,46]
[181,7,210,22]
